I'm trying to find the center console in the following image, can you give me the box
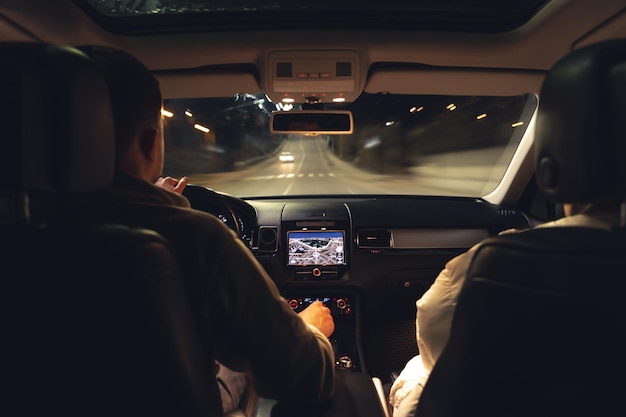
[252,203,387,417]
[255,203,361,370]
[282,291,362,371]
[277,202,361,370]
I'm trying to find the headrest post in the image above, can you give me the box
[22,193,31,224]
[0,193,31,225]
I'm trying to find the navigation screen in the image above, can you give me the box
[287,230,346,266]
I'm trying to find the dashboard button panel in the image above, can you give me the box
[286,295,353,316]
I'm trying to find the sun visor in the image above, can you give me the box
[156,70,262,99]
[365,67,545,96]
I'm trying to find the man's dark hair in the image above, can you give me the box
[77,45,162,164]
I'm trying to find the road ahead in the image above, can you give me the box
[186,136,506,198]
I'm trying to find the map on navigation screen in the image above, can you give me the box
[287,230,346,266]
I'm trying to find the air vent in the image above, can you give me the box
[357,229,391,248]
[258,226,278,252]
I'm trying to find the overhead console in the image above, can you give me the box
[263,50,363,104]
[282,202,351,281]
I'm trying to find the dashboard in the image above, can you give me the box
[182,184,532,375]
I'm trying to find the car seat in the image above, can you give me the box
[414,39,626,417]
[0,42,223,416]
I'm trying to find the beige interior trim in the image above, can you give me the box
[365,67,545,96]
[157,72,262,99]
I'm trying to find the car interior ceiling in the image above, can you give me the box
[1,1,626,416]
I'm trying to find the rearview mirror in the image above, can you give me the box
[270,110,353,135]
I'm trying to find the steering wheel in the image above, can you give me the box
[182,184,241,236]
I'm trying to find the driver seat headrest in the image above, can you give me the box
[534,38,626,203]
[0,42,115,223]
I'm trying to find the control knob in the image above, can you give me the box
[337,355,353,369]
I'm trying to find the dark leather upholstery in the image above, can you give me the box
[415,39,626,417]
[415,228,626,417]
[1,43,221,416]
[0,42,114,199]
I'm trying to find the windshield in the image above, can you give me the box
[162,92,537,198]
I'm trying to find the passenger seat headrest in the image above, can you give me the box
[535,38,626,203]
[0,42,115,195]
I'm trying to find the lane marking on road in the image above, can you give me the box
[246,172,340,181]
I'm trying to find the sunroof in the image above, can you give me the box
[76,0,550,35]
